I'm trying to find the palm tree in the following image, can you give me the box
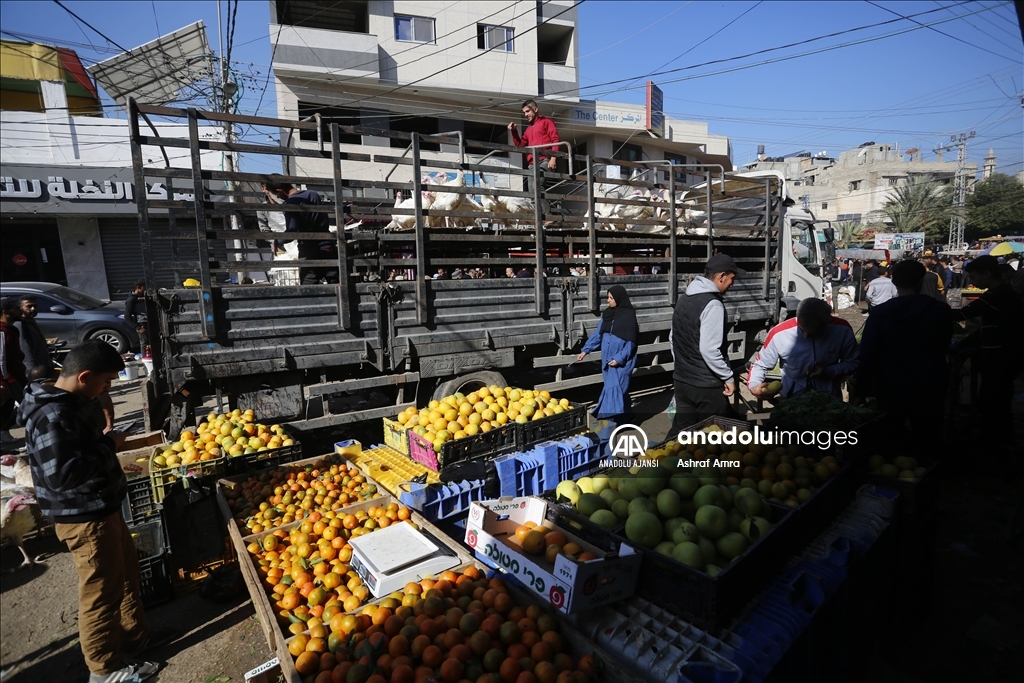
[835,221,864,248]
[882,175,953,240]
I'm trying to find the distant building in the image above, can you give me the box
[983,148,996,180]
[744,142,976,228]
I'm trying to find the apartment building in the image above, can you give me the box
[745,142,976,226]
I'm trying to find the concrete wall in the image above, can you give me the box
[57,216,109,298]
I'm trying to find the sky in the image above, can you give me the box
[1,0,1021,177]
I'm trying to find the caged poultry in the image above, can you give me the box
[0,455,45,572]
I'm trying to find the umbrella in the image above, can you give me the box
[983,241,1024,256]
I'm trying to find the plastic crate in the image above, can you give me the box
[382,417,411,455]
[774,460,858,559]
[678,644,744,683]
[677,415,752,435]
[338,442,439,497]
[398,478,488,522]
[223,426,303,475]
[408,424,518,481]
[138,552,173,608]
[150,446,227,504]
[494,449,547,498]
[617,502,797,633]
[122,476,160,525]
[553,434,603,483]
[861,456,938,530]
[129,518,166,560]
[515,402,589,450]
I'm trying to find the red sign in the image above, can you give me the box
[12,254,27,266]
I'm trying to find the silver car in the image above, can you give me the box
[0,282,140,354]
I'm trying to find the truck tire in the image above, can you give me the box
[431,371,507,401]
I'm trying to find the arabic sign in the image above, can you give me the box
[0,165,196,214]
[571,102,645,128]
[646,81,664,138]
[873,232,924,250]
[12,254,27,266]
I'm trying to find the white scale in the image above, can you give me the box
[348,520,461,597]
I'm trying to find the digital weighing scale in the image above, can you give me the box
[348,520,462,597]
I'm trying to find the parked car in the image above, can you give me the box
[0,282,139,354]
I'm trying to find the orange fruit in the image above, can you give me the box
[521,530,546,556]
[294,651,319,675]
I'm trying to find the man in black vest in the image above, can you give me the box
[666,253,743,441]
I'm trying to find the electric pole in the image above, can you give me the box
[933,131,974,250]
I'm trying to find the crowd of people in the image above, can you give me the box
[580,252,1023,453]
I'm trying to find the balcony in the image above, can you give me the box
[538,63,578,101]
[537,0,577,24]
[270,24,379,80]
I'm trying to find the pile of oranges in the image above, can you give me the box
[507,521,598,565]
[247,502,413,623]
[153,409,293,468]
[393,387,574,453]
[286,567,601,683]
[224,458,383,533]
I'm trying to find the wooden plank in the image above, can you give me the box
[304,372,419,398]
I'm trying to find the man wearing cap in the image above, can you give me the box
[665,254,742,440]
[748,298,860,400]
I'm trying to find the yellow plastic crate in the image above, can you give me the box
[382,417,411,455]
[338,443,440,496]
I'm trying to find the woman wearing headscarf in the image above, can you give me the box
[576,285,639,422]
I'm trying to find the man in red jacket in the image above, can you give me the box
[509,99,560,173]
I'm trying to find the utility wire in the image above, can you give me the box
[52,0,130,53]
[866,0,1021,62]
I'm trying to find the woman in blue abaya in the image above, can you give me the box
[577,285,639,422]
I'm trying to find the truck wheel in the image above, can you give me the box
[431,371,507,401]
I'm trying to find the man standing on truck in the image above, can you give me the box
[265,180,338,285]
[665,254,743,440]
[508,100,559,174]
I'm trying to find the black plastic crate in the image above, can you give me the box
[861,456,938,530]
[515,403,589,450]
[223,428,303,475]
[122,476,160,525]
[138,551,173,607]
[541,490,626,547]
[408,424,519,481]
[774,460,859,559]
[619,502,796,633]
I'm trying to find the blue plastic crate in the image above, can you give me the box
[555,434,602,482]
[494,449,548,497]
[398,478,486,522]
[677,644,743,683]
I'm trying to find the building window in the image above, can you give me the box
[395,15,435,43]
[821,202,828,210]
[478,24,514,52]
[887,177,899,186]
[613,141,643,165]
[663,153,688,184]
[849,180,861,191]
[464,121,509,156]
[277,1,368,33]
[390,116,441,151]
[297,102,361,145]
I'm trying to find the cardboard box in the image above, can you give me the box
[465,496,640,615]
[117,431,165,481]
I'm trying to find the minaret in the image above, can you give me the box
[983,148,996,179]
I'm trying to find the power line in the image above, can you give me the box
[52,0,130,53]
[578,1,692,60]
[866,0,1021,62]
[933,0,1024,51]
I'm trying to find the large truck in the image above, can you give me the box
[127,102,833,437]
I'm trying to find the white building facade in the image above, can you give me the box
[268,1,730,188]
